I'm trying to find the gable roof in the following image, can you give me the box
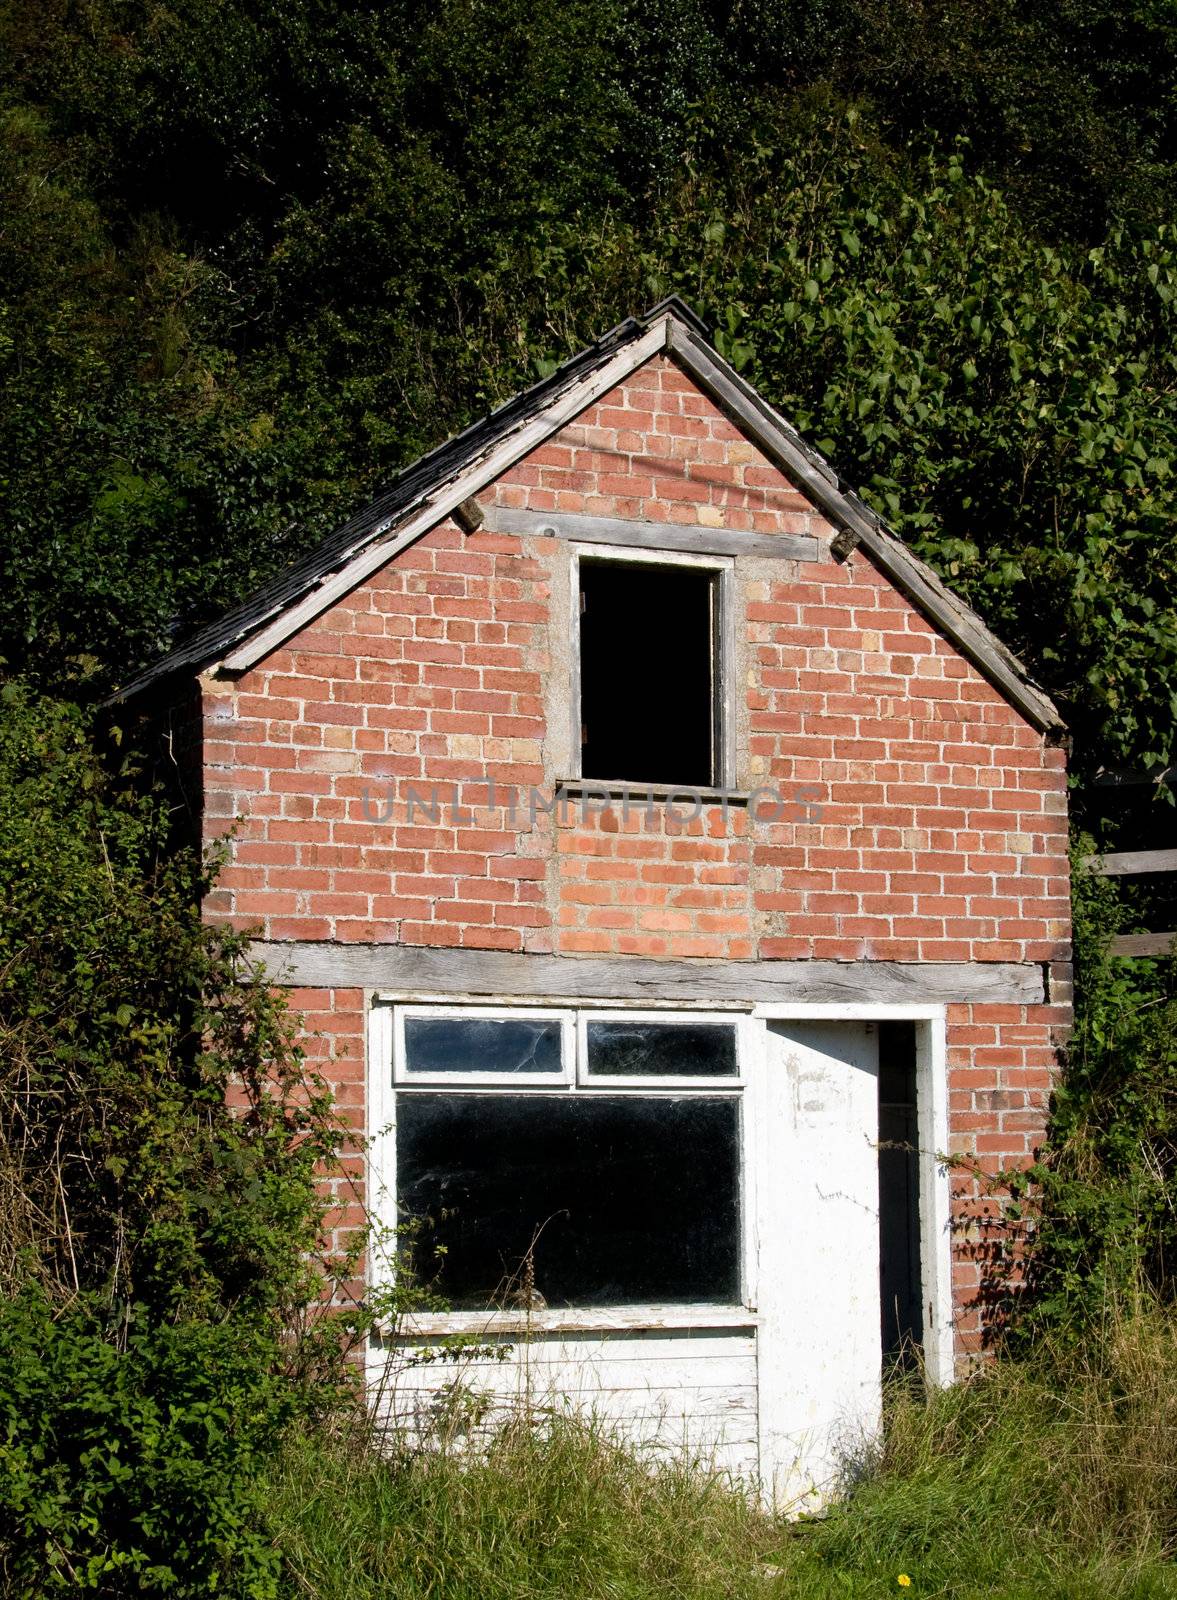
[113,296,1063,735]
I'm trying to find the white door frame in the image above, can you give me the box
[751,1003,955,1390]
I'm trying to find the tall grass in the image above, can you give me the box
[263,1307,1177,1599]
[807,1305,1177,1599]
[268,1412,777,1599]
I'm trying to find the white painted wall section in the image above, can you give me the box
[368,1327,760,1482]
[365,999,954,1510]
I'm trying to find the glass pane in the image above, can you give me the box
[586,1019,737,1077]
[403,1016,563,1075]
[396,1094,740,1308]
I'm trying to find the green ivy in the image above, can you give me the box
[644,130,1177,784]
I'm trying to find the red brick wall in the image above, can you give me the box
[201,521,552,949]
[198,353,1071,1349]
[946,998,1068,1349]
[286,986,367,1308]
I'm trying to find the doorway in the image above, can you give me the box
[752,1007,952,1508]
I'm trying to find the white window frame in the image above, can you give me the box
[369,1000,951,1375]
[576,1008,746,1088]
[368,1000,756,1336]
[569,543,737,790]
[393,1003,576,1087]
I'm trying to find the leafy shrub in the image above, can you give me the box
[1006,846,1177,1339]
[0,682,359,1592]
[0,1290,294,1593]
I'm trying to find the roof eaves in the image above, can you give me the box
[110,312,660,705]
[111,298,1063,740]
[210,315,671,675]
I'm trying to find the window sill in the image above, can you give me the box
[377,1305,757,1340]
[556,779,751,807]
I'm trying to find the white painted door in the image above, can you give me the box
[755,1019,882,1511]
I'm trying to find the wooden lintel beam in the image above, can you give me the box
[481,505,820,563]
[247,941,1048,1005]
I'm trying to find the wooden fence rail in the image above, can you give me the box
[1082,846,1176,958]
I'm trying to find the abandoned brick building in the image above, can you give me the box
[118,298,1071,1504]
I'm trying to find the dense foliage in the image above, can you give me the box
[2,0,1176,793]
[0,685,355,1592]
[1006,850,1177,1337]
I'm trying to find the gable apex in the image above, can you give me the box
[112,302,1062,736]
[642,293,712,341]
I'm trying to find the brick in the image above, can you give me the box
[192,352,1070,1352]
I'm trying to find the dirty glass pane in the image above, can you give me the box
[586,1020,738,1077]
[396,1094,740,1307]
[403,1016,563,1075]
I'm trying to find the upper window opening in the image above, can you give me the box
[578,558,719,787]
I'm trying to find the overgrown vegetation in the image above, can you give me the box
[2,0,1176,1593]
[262,1304,1177,1599]
[0,685,359,1592]
[1009,854,1177,1338]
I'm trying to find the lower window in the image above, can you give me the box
[389,1006,744,1310]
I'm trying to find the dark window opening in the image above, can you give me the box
[878,1022,923,1363]
[396,1094,740,1308]
[403,1015,563,1075]
[586,1019,738,1077]
[579,559,718,787]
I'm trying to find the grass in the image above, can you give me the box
[262,1308,1177,1599]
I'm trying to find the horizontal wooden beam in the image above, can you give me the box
[248,941,1047,1005]
[1091,767,1175,789]
[384,1306,758,1340]
[1083,849,1177,876]
[1110,933,1176,958]
[482,505,819,563]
